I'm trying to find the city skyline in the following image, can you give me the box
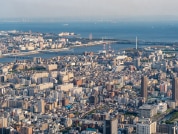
[0,0,178,21]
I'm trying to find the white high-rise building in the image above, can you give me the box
[136,118,156,134]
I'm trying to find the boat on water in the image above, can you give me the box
[63,24,69,26]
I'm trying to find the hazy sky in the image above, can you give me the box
[0,0,178,20]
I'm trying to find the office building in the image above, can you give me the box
[38,99,45,113]
[141,76,148,102]
[103,116,118,134]
[0,117,7,128]
[139,104,157,118]
[20,126,33,134]
[172,77,178,105]
[157,124,175,134]
[134,57,140,69]
[136,118,156,134]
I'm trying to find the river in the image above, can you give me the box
[0,43,137,63]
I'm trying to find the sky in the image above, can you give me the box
[0,0,178,21]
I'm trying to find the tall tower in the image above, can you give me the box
[136,36,138,50]
[172,77,178,104]
[141,76,148,101]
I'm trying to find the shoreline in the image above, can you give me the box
[1,40,175,58]
[1,41,116,58]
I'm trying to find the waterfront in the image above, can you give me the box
[0,43,136,63]
[1,21,178,63]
